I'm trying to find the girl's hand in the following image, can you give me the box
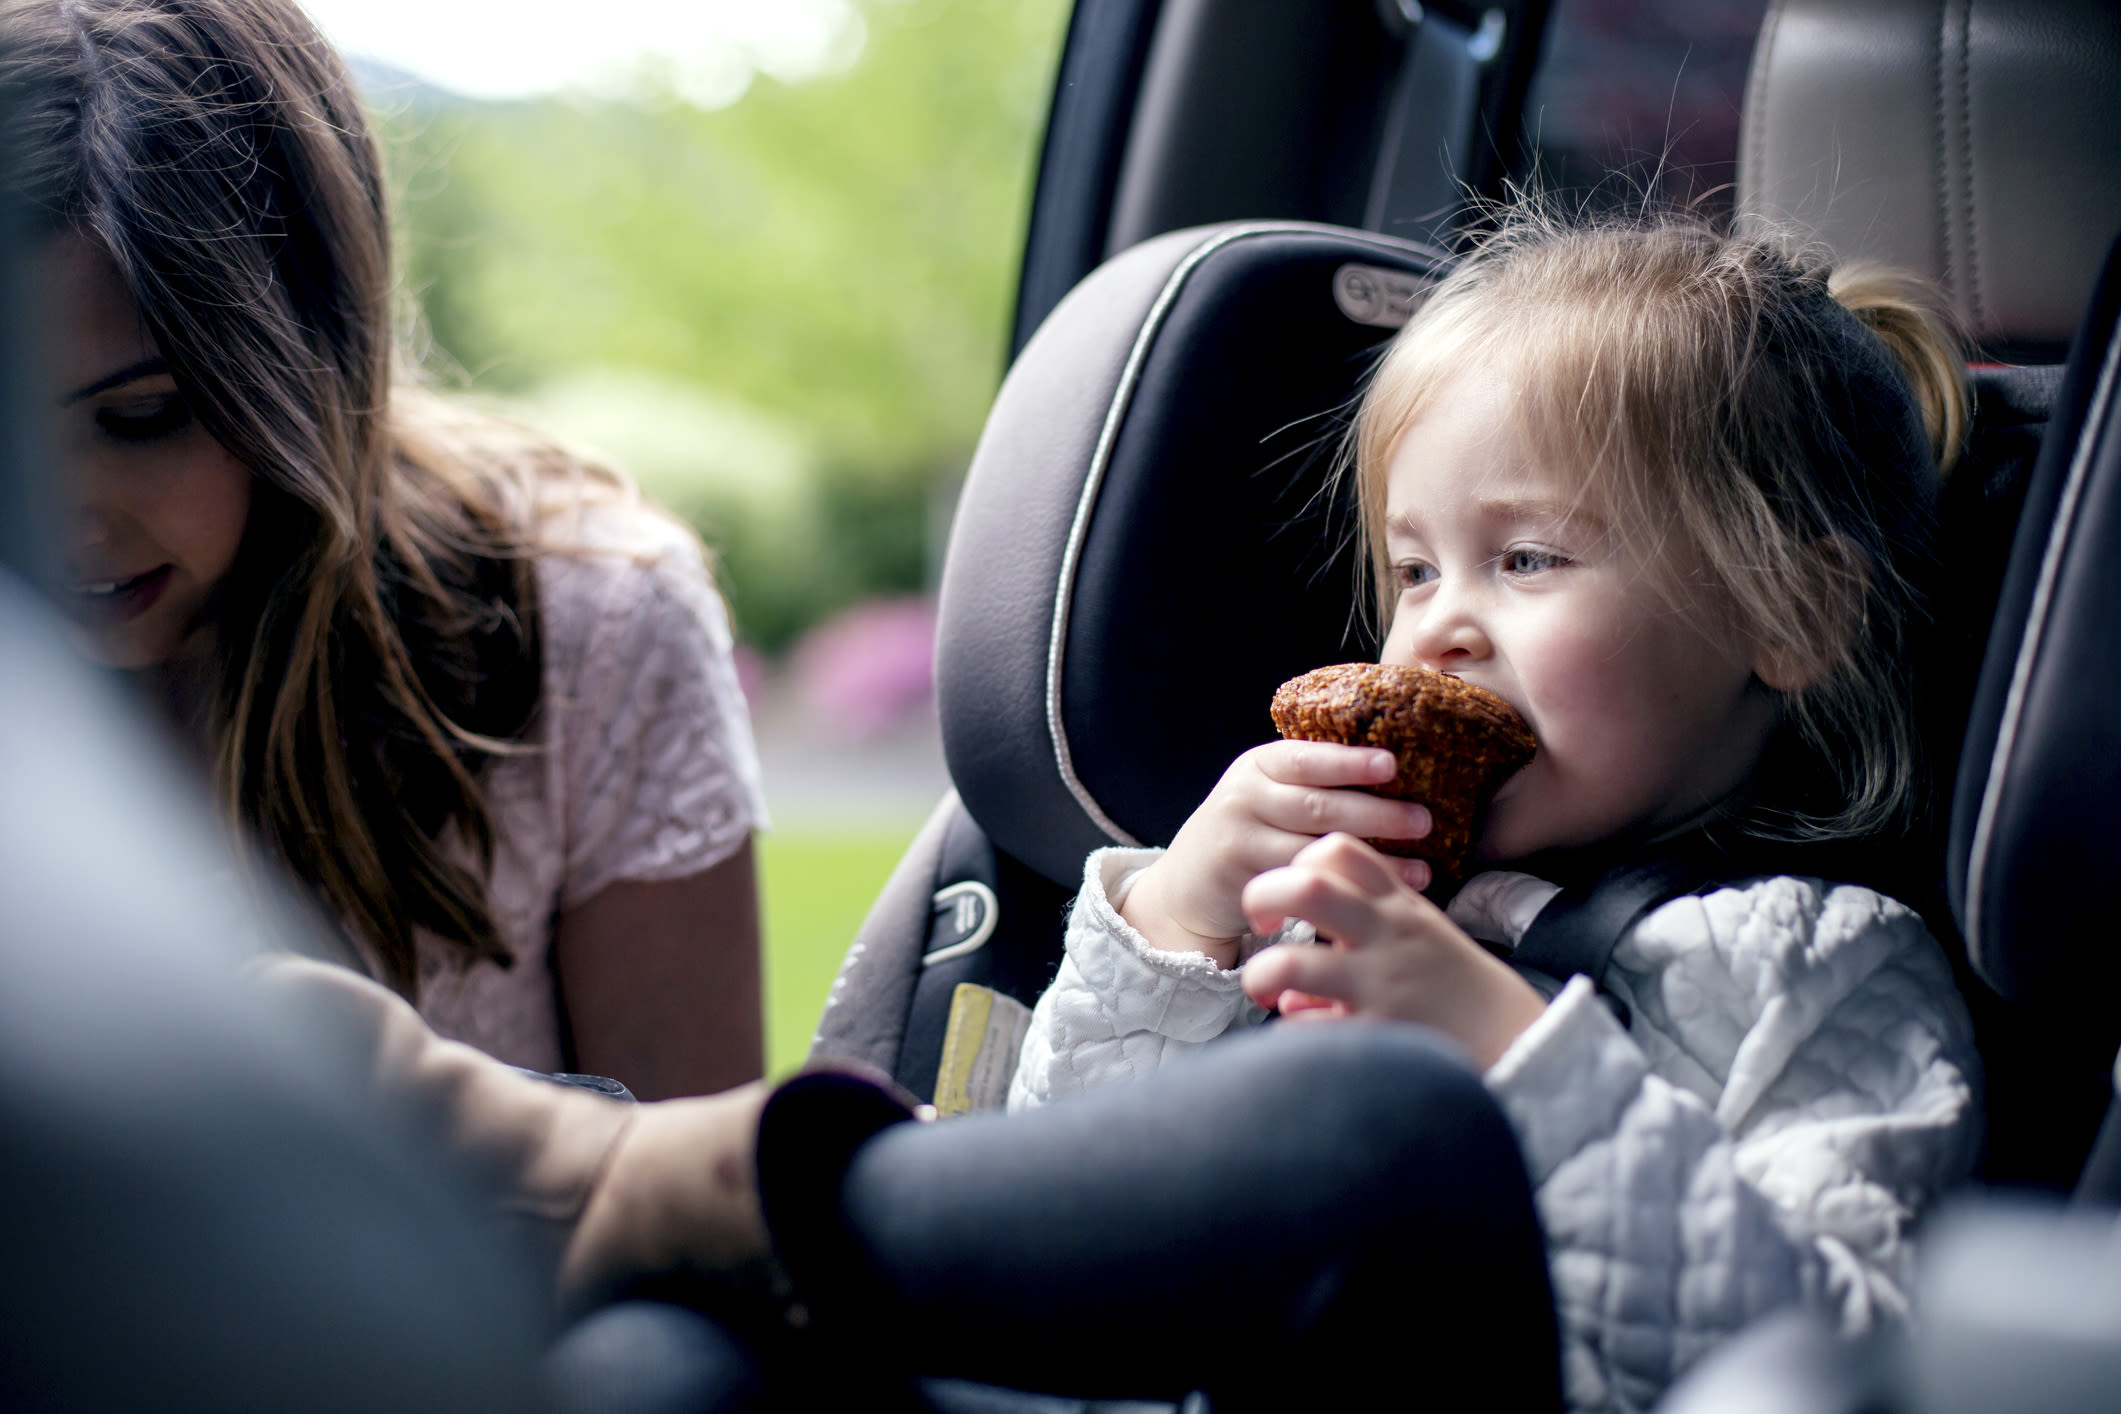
[1237,833,1548,1069]
[1118,743,1432,968]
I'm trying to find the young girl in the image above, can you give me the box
[12,0,767,1099]
[1011,213,1984,1410]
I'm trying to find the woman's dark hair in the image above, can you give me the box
[2,0,576,994]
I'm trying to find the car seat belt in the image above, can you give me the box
[1508,840,1764,1024]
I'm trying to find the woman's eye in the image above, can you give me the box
[95,395,193,442]
[1393,560,1437,590]
[1501,547,1567,575]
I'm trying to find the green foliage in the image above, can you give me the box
[375,0,1072,648]
[760,825,922,1074]
[728,460,935,648]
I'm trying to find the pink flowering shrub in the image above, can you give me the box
[788,595,937,740]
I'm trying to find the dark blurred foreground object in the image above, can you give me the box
[0,568,550,1411]
[0,42,547,1411]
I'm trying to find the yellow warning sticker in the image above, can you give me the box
[933,983,1034,1118]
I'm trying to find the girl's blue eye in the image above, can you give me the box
[95,395,193,443]
[1394,560,1437,590]
[1501,547,1566,575]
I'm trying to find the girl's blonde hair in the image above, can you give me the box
[1354,208,1968,840]
[4,0,638,994]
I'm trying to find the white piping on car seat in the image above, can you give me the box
[1965,317,2121,952]
[1044,222,1446,845]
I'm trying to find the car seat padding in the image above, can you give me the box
[938,222,1447,889]
[808,793,960,1077]
[1740,0,2121,360]
[810,795,1073,1100]
[1952,236,2121,1010]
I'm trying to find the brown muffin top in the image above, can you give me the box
[1269,663,1537,886]
[1270,663,1536,765]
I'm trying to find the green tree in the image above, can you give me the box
[375,1,1071,649]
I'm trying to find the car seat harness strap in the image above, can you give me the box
[1510,841,1768,1029]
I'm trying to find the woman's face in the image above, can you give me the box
[39,232,251,669]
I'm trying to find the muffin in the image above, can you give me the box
[1269,663,1537,887]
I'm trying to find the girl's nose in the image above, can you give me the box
[1384,594,1492,669]
[1416,623,1490,668]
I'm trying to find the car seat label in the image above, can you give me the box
[933,983,1034,1117]
[1333,262,1429,328]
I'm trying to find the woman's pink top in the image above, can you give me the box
[410,497,768,1071]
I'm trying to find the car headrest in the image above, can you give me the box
[936,223,1446,887]
[1950,234,2121,1008]
[1739,0,2121,359]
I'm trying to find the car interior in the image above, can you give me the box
[809,0,2121,1406]
[4,0,2121,1408]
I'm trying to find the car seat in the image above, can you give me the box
[1666,6,2121,1405]
[1740,0,2121,1191]
[1950,224,2121,1200]
[813,0,2121,1168]
[805,173,2033,1110]
[809,220,1448,1102]
[807,1,2121,1408]
[1658,215,2121,1414]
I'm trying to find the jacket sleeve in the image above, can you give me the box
[1488,878,1982,1413]
[1008,847,1264,1111]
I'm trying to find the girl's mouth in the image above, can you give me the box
[70,565,173,625]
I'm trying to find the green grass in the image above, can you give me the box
[760,825,922,1074]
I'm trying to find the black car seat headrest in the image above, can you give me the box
[1739,0,2121,360]
[936,223,1446,887]
[1950,234,2121,1010]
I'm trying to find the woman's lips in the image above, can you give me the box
[70,564,173,625]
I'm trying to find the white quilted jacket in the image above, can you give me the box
[1009,848,1982,1413]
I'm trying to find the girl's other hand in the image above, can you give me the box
[1271,989,1348,1021]
[1118,742,1431,968]
[1237,833,1547,1069]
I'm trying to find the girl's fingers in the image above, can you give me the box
[1242,837,1446,943]
[1255,784,1431,845]
[1241,862,1395,949]
[1235,826,1337,881]
[1252,741,1400,789]
[1273,988,1341,1017]
[1275,993,1351,1023]
[1299,832,1437,903]
[1287,832,1405,896]
[1233,819,1417,888]
[1242,941,1358,1010]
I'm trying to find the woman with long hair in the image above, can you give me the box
[10,0,766,1099]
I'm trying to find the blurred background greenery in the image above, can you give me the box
[348,0,1073,1070]
[374,0,1069,650]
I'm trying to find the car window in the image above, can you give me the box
[1520,0,1770,220]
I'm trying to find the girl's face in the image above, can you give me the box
[38,233,252,670]
[1379,375,1781,864]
